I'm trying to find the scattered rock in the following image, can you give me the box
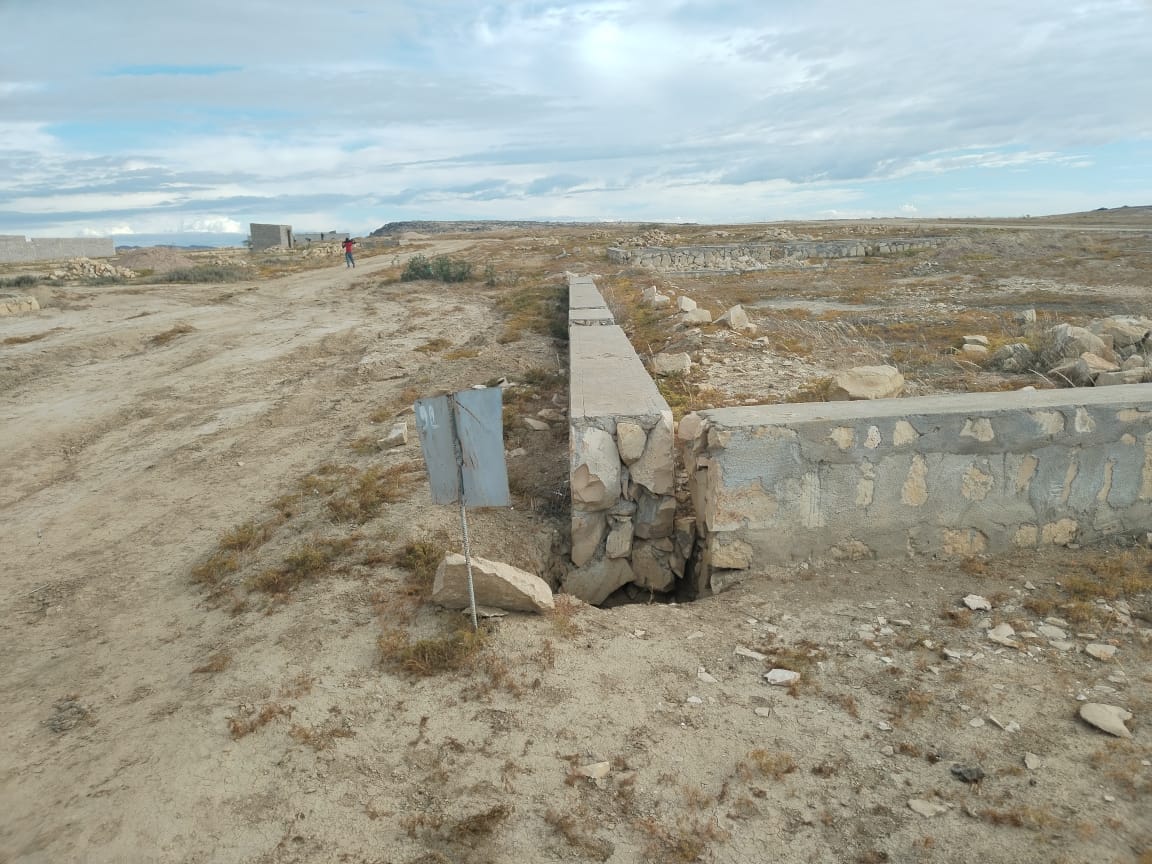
[1024,753,1043,771]
[1037,624,1067,640]
[735,646,767,661]
[1085,643,1118,661]
[522,417,550,431]
[677,295,697,312]
[828,365,904,401]
[989,342,1035,373]
[754,707,772,718]
[432,553,554,613]
[384,421,408,448]
[969,717,985,728]
[716,304,755,333]
[1078,703,1133,738]
[653,352,692,376]
[908,799,949,818]
[682,308,713,325]
[950,764,985,784]
[615,421,647,464]
[962,335,990,347]
[686,696,703,705]
[764,669,800,687]
[697,667,720,685]
[963,594,992,611]
[574,761,611,780]
[0,293,40,316]
[987,623,1019,647]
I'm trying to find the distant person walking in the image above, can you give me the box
[342,237,356,268]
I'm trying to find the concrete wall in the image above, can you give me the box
[564,274,689,603]
[0,235,114,263]
[294,231,348,244]
[681,387,1152,589]
[249,223,293,250]
[607,238,945,272]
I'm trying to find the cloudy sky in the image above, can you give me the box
[2,1,1150,242]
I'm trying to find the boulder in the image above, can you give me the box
[677,296,698,312]
[571,511,607,567]
[962,335,990,347]
[653,352,691,376]
[384,422,408,448]
[571,427,620,510]
[1047,358,1095,387]
[989,342,1035,373]
[828,365,905,401]
[1090,317,1150,350]
[432,553,554,613]
[1096,369,1149,386]
[563,557,634,605]
[633,490,677,539]
[629,413,675,495]
[716,304,755,333]
[1078,703,1133,738]
[960,344,988,359]
[1122,355,1146,371]
[631,541,676,592]
[682,308,712,325]
[605,518,634,559]
[615,421,647,464]
[1040,324,1111,367]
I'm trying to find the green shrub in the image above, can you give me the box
[400,254,473,283]
[0,274,38,289]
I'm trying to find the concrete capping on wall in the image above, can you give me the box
[0,235,115,263]
[565,273,690,604]
[607,238,945,273]
[681,386,1152,590]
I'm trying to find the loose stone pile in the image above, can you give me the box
[608,238,946,273]
[980,315,1152,387]
[48,258,137,281]
[0,293,40,316]
[299,243,342,259]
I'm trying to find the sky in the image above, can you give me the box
[2,0,1151,244]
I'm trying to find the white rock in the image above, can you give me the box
[384,421,408,448]
[630,412,675,495]
[828,365,905,401]
[615,421,647,464]
[716,304,755,333]
[877,721,893,732]
[1085,643,1118,661]
[1079,703,1133,738]
[653,352,692,376]
[522,416,550,431]
[754,707,772,718]
[1050,640,1076,652]
[563,557,633,606]
[677,295,697,312]
[908,799,949,818]
[432,553,554,613]
[683,308,712,325]
[969,717,985,728]
[571,427,620,511]
[963,594,992,611]
[987,623,1019,648]
[697,667,719,684]
[1024,753,1043,771]
[574,761,611,780]
[963,335,990,347]
[735,646,767,661]
[764,669,800,686]
[1037,624,1067,640]
[686,696,703,705]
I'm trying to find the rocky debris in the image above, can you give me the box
[1037,624,1067,640]
[682,308,713,324]
[563,557,633,605]
[1024,753,1043,771]
[828,365,905,401]
[1040,323,1112,368]
[615,228,678,247]
[960,344,989,359]
[950,764,985,784]
[0,293,39,316]
[908,799,949,818]
[431,553,554,613]
[574,761,611,780]
[46,698,91,733]
[1089,317,1150,351]
[987,623,1020,648]
[522,417,550,432]
[49,257,137,281]
[1078,703,1133,738]
[963,594,992,611]
[653,352,691,376]
[715,304,755,333]
[963,335,990,347]
[642,285,671,308]
[735,646,767,661]
[697,667,720,684]
[384,422,408,448]
[1084,643,1118,661]
[1096,369,1150,386]
[764,669,800,686]
[988,342,1035,373]
[677,295,697,312]
[537,408,565,422]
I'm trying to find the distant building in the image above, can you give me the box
[294,231,349,244]
[249,223,294,250]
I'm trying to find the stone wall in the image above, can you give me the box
[607,238,945,272]
[564,274,691,603]
[681,387,1152,590]
[0,235,114,263]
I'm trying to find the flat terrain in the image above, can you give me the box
[1,219,1149,864]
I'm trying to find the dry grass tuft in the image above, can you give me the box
[738,748,798,781]
[148,322,195,346]
[416,337,452,354]
[327,463,421,522]
[227,702,293,739]
[547,593,584,637]
[635,814,728,863]
[378,625,488,677]
[248,535,358,595]
[192,650,232,674]
[544,808,614,860]
[289,716,355,751]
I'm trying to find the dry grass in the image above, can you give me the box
[227,702,293,740]
[3,327,67,345]
[191,650,232,674]
[148,322,195,346]
[377,625,488,677]
[248,535,358,595]
[494,280,566,344]
[738,748,798,781]
[977,806,1058,830]
[547,593,584,637]
[327,462,421,522]
[635,814,727,863]
[543,808,614,861]
[416,337,452,354]
[288,715,355,751]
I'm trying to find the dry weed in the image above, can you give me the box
[192,650,232,674]
[227,702,293,740]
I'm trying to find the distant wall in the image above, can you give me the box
[0,235,115,263]
[607,238,946,272]
[250,223,293,250]
[681,387,1152,588]
[294,231,348,244]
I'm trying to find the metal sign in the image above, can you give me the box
[414,387,510,508]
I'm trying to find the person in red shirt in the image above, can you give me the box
[341,237,356,268]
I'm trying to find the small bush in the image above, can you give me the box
[163,265,246,283]
[0,274,39,289]
[378,626,487,676]
[400,254,474,283]
[149,323,195,346]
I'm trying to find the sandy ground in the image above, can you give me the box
[1,229,1150,864]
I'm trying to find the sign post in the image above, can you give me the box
[414,387,510,629]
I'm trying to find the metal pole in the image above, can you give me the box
[449,395,479,631]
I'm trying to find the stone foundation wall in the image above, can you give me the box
[564,274,690,603]
[607,238,945,272]
[0,235,114,263]
[681,387,1152,590]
